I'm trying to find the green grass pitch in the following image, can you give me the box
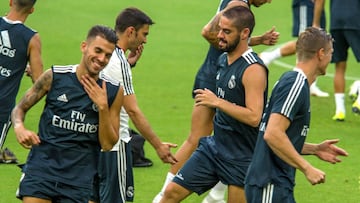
[1,0,359,202]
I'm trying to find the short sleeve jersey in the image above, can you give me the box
[210,48,268,163]
[25,65,120,189]
[245,68,311,189]
[101,46,134,146]
[0,17,36,121]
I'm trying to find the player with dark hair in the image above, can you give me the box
[11,25,124,203]
[153,1,278,202]
[160,6,268,203]
[89,7,177,203]
[0,0,43,163]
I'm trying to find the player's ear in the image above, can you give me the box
[80,41,87,52]
[242,28,251,40]
[29,7,34,14]
[317,47,325,60]
[127,26,135,37]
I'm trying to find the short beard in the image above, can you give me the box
[220,37,240,53]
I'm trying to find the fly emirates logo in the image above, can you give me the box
[52,110,98,133]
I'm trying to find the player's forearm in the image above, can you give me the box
[312,0,325,27]
[129,110,162,149]
[11,106,26,130]
[98,109,119,151]
[301,143,318,155]
[264,129,311,173]
[248,35,263,46]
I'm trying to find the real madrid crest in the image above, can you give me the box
[92,103,98,112]
[228,75,236,89]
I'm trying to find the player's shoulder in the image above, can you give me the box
[52,65,76,73]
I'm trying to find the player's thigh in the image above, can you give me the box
[331,30,349,63]
[228,184,245,203]
[345,30,360,62]
[173,148,218,195]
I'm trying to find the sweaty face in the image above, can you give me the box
[81,36,115,77]
[217,16,240,53]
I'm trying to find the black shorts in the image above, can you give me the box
[18,173,91,203]
[331,29,360,63]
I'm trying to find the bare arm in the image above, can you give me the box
[248,26,280,46]
[312,0,325,28]
[27,33,44,82]
[202,0,248,48]
[11,69,52,148]
[124,94,178,164]
[302,139,348,163]
[194,64,267,127]
[81,75,123,151]
[264,113,326,185]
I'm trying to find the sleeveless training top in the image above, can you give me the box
[24,65,120,189]
[0,17,36,121]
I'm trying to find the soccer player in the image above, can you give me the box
[245,27,348,203]
[11,25,124,203]
[160,6,268,203]
[328,0,360,121]
[153,1,278,202]
[0,0,43,163]
[259,0,329,97]
[89,7,177,203]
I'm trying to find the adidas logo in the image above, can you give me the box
[0,30,15,58]
[57,94,68,102]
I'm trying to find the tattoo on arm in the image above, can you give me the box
[19,70,52,111]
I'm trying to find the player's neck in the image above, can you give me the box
[6,11,28,23]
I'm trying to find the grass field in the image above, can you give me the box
[1,0,360,202]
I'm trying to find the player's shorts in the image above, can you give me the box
[17,173,91,203]
[330,29,360,63]
[0,117,11,148]
[292,3,326,36]
[245,183,295,203]
[90,141,134,203]
[172,136,248,195]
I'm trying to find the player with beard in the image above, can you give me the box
[159,6,268,203]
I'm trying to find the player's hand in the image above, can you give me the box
[261,26,280,46]
[194,88,219,108]
[25,64,32,77]
[81,74,108,110]
[156,142,178,164]
[304,165,326,185]
[127,44,144,67]
[315,139,349,164]
[14,125,41,149]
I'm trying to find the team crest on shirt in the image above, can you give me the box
[92,103,98,112]
[228,75,236,89]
